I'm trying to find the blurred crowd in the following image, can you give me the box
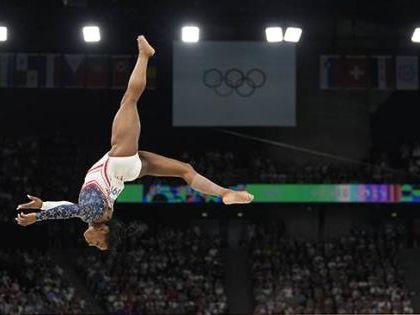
[0,249,88,314]
[0,134,95,223]
[0,218,417,314]
[76,225,227,315]
[0,136,415,223]
[246,222,414,314]
[1,136,419,314]
[399,142,420,180]
[0,137,41,222]
[178,151,399,185]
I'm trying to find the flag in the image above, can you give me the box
[396,56,419,90]
[320,55,343,89]
[0,53,15,88]
[62,54,85,88]
[343,56,369,89]
[369,56,394,90]
[15,54,45,88]
[111,55,132,89]
[38,54,62,88]
[85,55,109,89]
[146,58,157,90]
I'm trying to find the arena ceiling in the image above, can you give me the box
[0,0,418,52]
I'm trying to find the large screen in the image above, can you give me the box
[172,41,296,126]
[116,183,420,203]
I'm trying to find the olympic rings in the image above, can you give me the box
[202,68,266,97]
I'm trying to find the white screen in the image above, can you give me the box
[173,41,296,126]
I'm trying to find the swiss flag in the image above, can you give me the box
[343,56,369,89]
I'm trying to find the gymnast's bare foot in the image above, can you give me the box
[137,35,155,57]
[222,190,254,205]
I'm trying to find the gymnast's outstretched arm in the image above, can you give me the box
[16,195,86,226]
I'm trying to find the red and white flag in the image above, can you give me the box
[343,56,369,89]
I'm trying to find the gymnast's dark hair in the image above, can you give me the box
[106,219,126,250]
[106,220,147,251]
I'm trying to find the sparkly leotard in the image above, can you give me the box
[36,153,142,224]
[36,186,108,224]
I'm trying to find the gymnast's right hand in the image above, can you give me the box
[17,195,43,210]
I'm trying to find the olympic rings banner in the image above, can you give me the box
[172,41,296,126]
[117,183,420,203]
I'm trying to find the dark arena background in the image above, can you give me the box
[3,0,420,314]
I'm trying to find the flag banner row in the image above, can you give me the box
[320,55,419,90]
[0,53,157,90]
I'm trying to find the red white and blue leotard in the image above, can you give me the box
[36,153,141,224]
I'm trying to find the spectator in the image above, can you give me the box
[77,224,227,315]
[0,249,90,314]
[247,222,414,314]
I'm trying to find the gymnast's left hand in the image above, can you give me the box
[15,213,37,227]
[17,195,43,210]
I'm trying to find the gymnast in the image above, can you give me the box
[16,36,254,250]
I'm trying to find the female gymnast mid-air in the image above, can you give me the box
[16,36,254,250]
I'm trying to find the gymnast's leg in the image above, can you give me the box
[109,35,155,157]
[138,151,254,205]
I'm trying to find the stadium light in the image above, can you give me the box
[83,25,101,42]
[265,27,283,42]
[411,28,420,43]
[284,27,302,43]
[182,26,200,43]
[0,26,7,42]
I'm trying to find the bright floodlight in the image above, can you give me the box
[83,25,101,42]
[284,27,302,43]
[182,26,200,43]
[412,28,420,43]
[0,26,7,42]
[265,27,283,42]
